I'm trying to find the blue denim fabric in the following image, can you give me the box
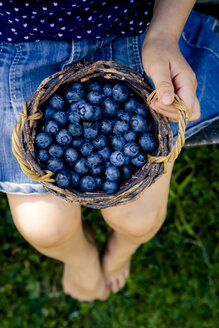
[177,10,219,139]
[0,9,218,195]
[0,40,72,194]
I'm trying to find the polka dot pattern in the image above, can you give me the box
[0,0,154,42]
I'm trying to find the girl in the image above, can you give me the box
[1,0,218,301]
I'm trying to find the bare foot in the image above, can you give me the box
[62,222,110,301]
[101,229,131,293]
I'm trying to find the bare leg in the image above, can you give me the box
[101,162,174,293]
[7,193,110,301]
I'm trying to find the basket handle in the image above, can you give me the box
[147,89,190,173]
[11,102,56,182]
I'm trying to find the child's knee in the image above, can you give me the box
[8,194,81,248]
[126,208,167,238]
[103,206,167,239]
[14,211,80,248]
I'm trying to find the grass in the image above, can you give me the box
[0,144,218,328]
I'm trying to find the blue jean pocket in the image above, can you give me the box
[62,35,118,68]
[83,34,147,75]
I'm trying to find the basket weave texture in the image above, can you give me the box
[11,60,189,209]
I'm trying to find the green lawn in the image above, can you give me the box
[0,145,218,328]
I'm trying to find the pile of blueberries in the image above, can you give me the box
[35,80,157,194]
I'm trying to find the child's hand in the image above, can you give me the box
[141,33,200,122]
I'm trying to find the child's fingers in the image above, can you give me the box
[174,70,198,119]
[152,109,178,122]
[150,100,177,113]
[151,102,179,122]
[150,91,200,122]
[148,60,175,105]
[175,85,200,121]
[187,96,201,121]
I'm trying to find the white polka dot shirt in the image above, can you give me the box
[0,0,154,42]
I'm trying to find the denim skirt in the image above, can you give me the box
[0,9,218,195]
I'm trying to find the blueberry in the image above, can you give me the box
[71,171,80,187]
[49,144,64,158]
[70,82,85,94]
[89,164,104,176]
[139,133,157,151]
[105,161,112,169]
[72,137,85,148]
[68,111,81,124]
[47,158,64,172]
[44,120,59,135]
[131,153,147,167]
[70,99,94,121]
[55,169,71,189]
[70,99,86,112]
[68,122,82,137]
[113,120,129,134]
[86,153,102,168]
[136,102,148,117]
[102,97,118,117]
[74,158,89,174]
[124,97,138,113]
[92,134,108,150]
[53,111,67,125]
[130,114,148,132]
[124,129,137,142]
[92,105,102,122]
[94,177,102,189]
[56,129,72,146]
[87,91,103,104]
[112,83,129,102]
[123,156,130,165]
[35,132,53,149]
[77,101,94,121]
[80,175,96,192]
[64,82,85,103]
[110,151,125,167]
[43,106,55,120]
[105,165,120,181]
[121,165,133,180]
[124,142,139,158]
[80,142,94,157]
[37,148,50,161]
[83,122,99,139]
[111,135,125,150]
[64,148,78,166]
[88,82,102,92]
[103,181,118,194]
[98,146,111,162]
[100,119,114,134]
[103,83,113,97]
[49,94,65,110]
[64,89,82,103]
[117,110,131,122]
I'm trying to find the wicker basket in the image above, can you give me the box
[11,60,189,209]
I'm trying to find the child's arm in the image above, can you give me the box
[142,0,200,122]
